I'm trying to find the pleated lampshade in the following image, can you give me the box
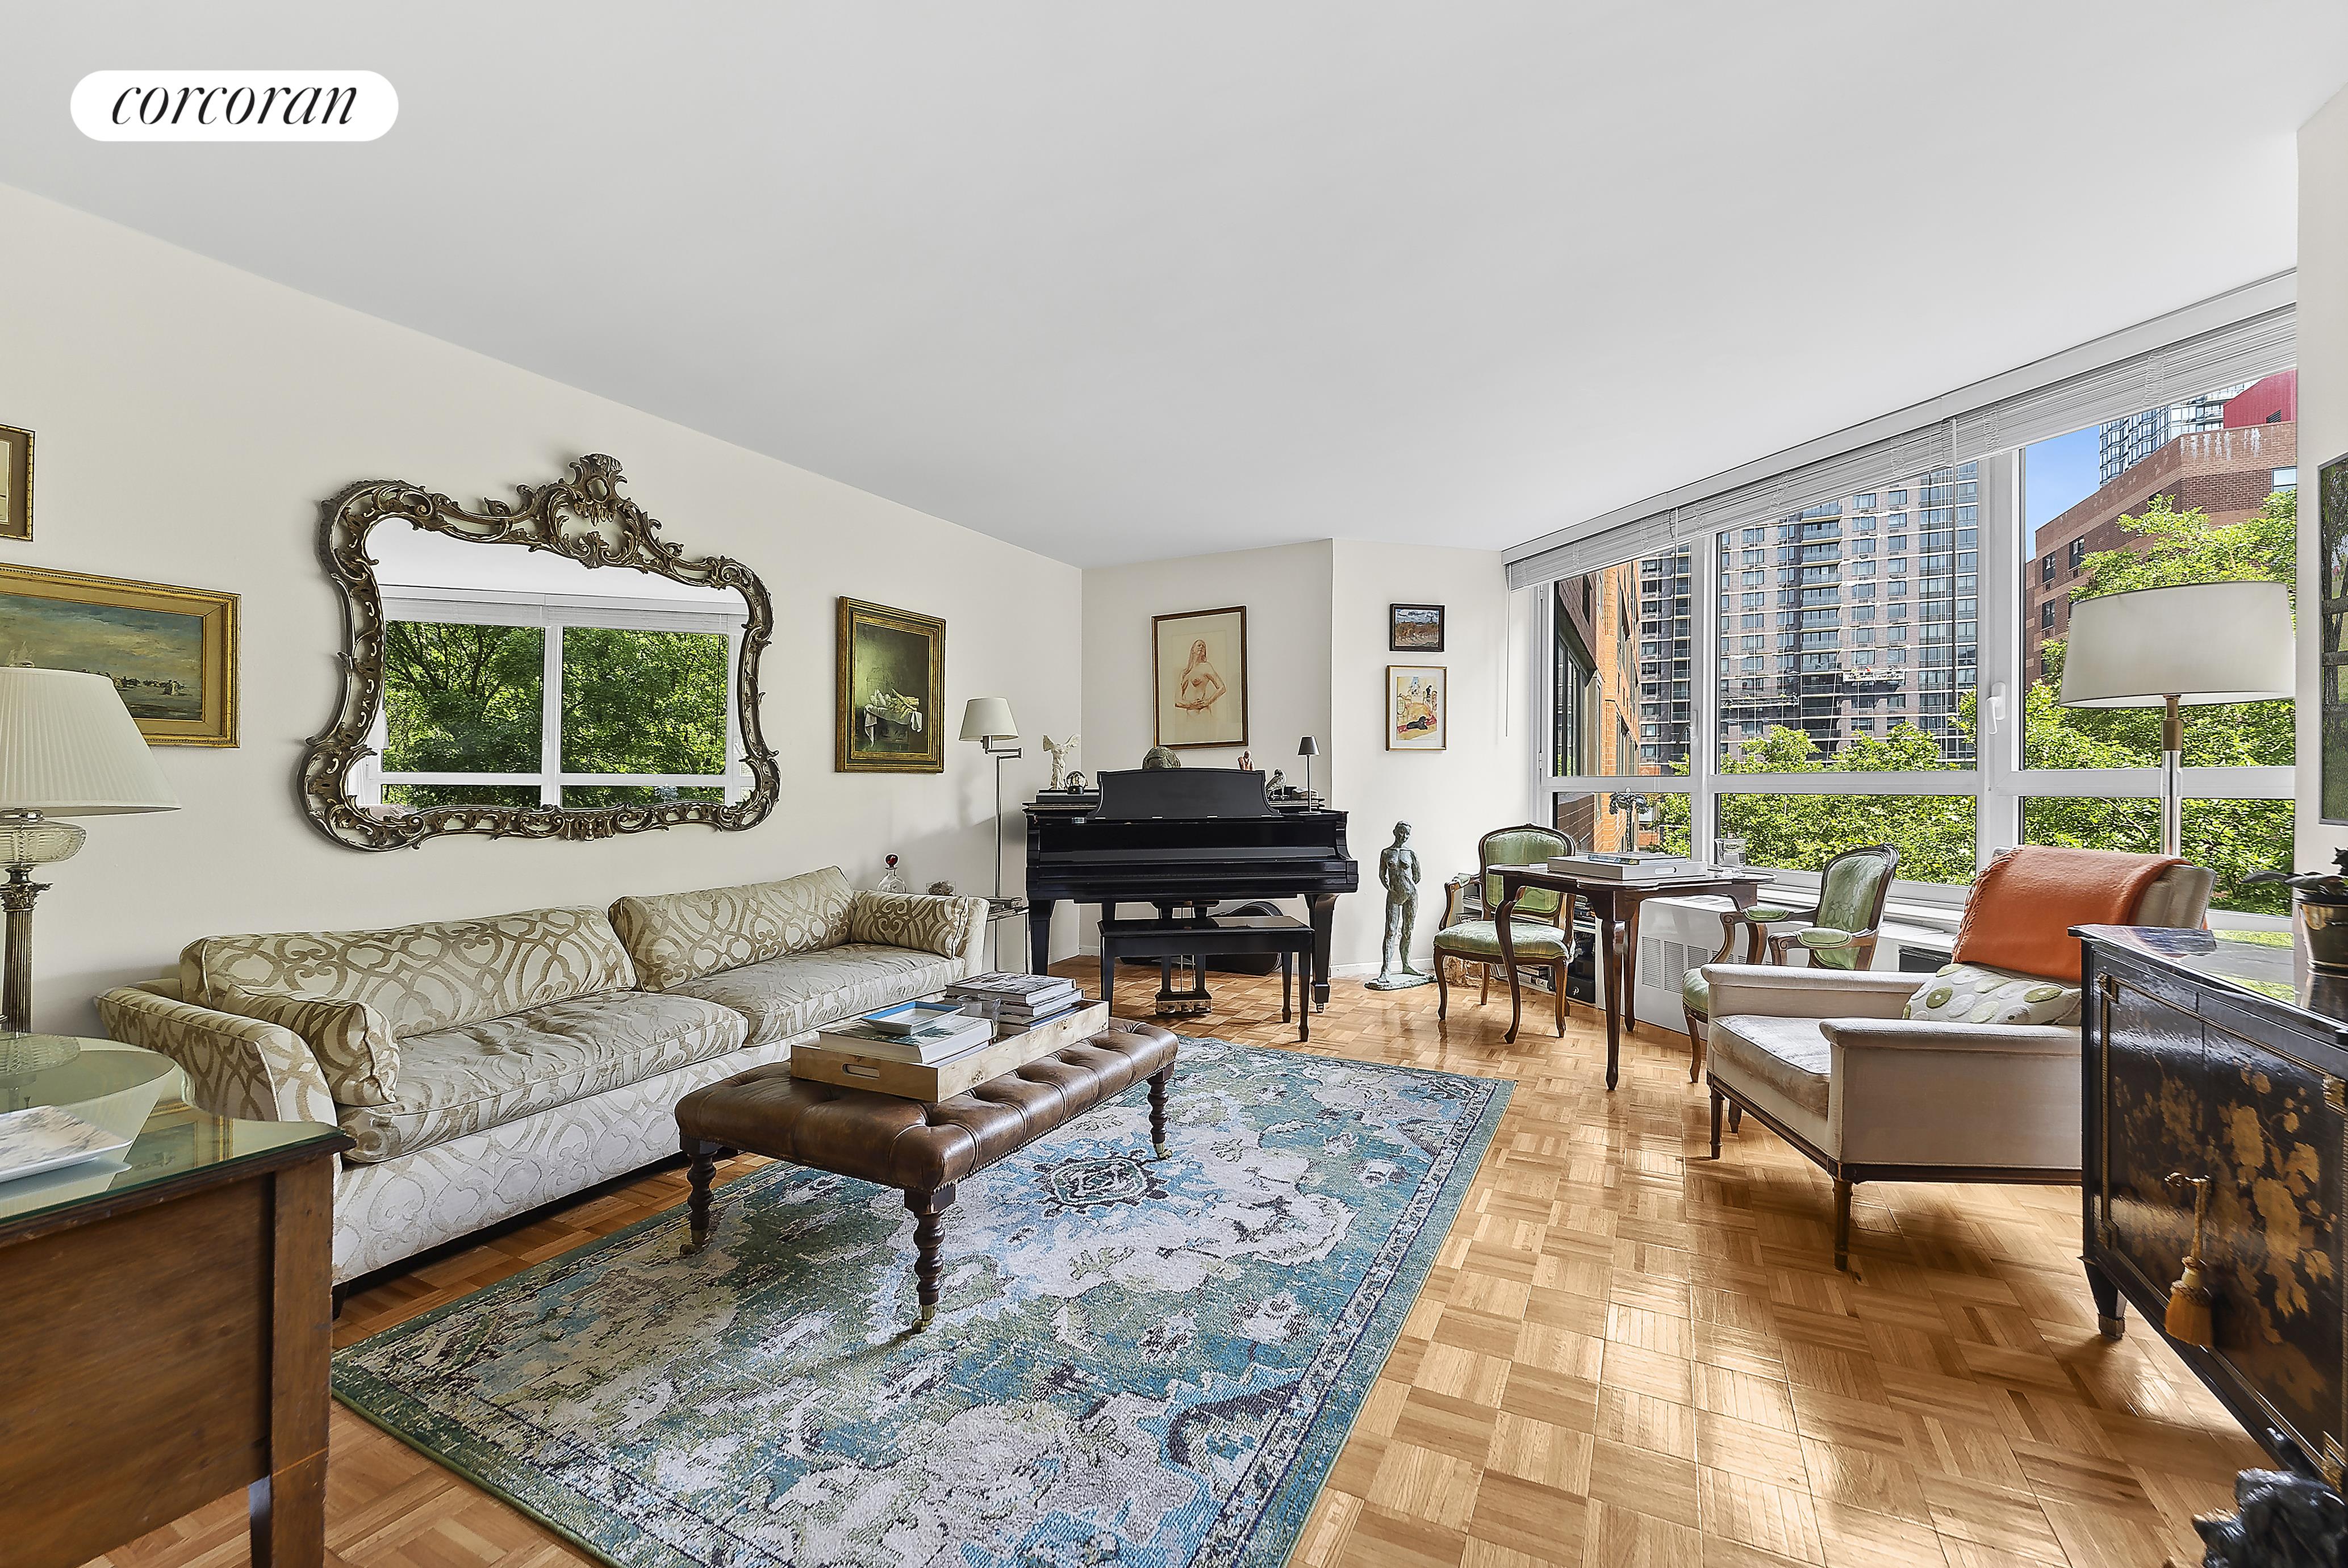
[0,667,180,815]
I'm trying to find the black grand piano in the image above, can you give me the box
[1024,768,1357,1011]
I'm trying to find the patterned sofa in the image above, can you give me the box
[94,867,985,1284]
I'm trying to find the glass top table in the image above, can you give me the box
[0,1035,345,1233]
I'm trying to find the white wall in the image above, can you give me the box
[2299,86,2348,866]
[1328,541,1532,972]
[0,183,1081,1034]
[1076,537,1531,971]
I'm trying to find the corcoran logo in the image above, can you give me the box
[72,71,397,141]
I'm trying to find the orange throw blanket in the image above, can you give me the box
[1953,846,2183,983]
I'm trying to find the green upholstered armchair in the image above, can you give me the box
[1678,842,1898,1082]
[1432,825,1580,1035]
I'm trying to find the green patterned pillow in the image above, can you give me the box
[1905,963,2082,1027]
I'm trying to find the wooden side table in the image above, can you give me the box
[1490,868,1770,1086]
[0,1040,349,1568]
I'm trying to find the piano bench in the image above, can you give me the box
[1097,914,1316,1040]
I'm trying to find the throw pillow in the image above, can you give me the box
[211,989,399,1106]
[1904,962,2082,1027]
[848,891,970,958]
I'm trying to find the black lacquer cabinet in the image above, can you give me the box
[2079,924,2348,1482]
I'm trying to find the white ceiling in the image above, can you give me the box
[4,4,2345,567]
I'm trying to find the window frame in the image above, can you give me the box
[1527,440,2292,923]
[357,585,749,810]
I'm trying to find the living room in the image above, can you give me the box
[5,8,2348,1568]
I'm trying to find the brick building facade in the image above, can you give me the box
[2024,418,2297,685]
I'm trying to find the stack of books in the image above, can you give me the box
[814,1000,993,1062]
[1544,851,1698,883]
[943,972,1082,1026]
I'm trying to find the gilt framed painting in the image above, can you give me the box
[0,425,29,541]
[1153,605,1248,750]
[1387,664,1445,751]
[0,563,238,745]
[835,597,945,773]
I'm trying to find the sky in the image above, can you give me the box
[2023,426,2101,544]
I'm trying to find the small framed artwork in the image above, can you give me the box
[0,425,30,541]
[836,597,945,773]
[1387,664,1446,751]
[1389,603,1444,652]
[2321,451,2348,821]
[1153,604,1248,749]
[0,563,238,745]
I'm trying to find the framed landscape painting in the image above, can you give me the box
[1153,605,1248,750]
[0,563,238,745]
[0,425,29,541]
[2322,451,2348,821]
[1387,664,1445,751]
[836,597,945,772]
[1389,603,1444,651]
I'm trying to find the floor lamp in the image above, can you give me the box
[1,668,180,1066]
[2059,580,2295,856]
[960,697,1021,966]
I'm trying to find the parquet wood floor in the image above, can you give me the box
[86,964,2258,1568]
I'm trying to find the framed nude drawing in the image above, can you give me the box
[1153,605,1248,750]
[1387,664,1445,751]
[837,597,945,773]
[0,563,238,745]
[0,425,29,541]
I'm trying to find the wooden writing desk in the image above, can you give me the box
[1490,866,1770,1087]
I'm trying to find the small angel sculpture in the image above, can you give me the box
[1042,732,1080,791]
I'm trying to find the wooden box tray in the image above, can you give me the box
[791,998,1110,1102]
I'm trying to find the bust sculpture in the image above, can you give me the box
[1142,746,1181,770]
[1366,822,1432,990]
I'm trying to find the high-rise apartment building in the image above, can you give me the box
[2096,383,2247,483]
[1711,464,1979,765]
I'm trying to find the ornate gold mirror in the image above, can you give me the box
[302,455,778,851]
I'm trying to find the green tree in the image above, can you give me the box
[559,627,729,805]
[2022,488,2297,911]
[379,621,732,810]
[380,622,544,807]
[1711,724,1977,884]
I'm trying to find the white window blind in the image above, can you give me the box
[1948,304,2294,460]
[1505,281,2293,592]
[1503,507,1679,592]
[1665,422,1954,542]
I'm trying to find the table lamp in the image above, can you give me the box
[1297,735,1318,802]
[959,697,1020,904]
[2058,579,2294,856]
[1,668,179,1064]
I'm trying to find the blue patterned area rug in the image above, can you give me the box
[333,1038,1509,1568]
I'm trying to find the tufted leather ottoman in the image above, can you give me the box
[674,1017,1179,1324]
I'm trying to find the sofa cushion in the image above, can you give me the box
[183,906,636,1107]
[610,868,856,991]
[1431,918,1571,960]
[847,890,978,959]
[1710,1014,1833,1120]
[668,943,964,1046]
[339,989,747,1164]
